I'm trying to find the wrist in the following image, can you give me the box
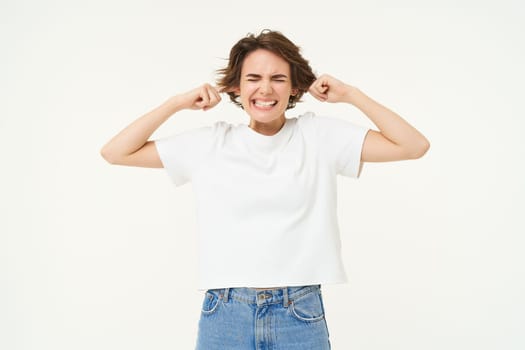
[343,85,359,104]
[164,95,186,113]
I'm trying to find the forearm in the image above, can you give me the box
[344,86,430,156]
[100,96,184,162]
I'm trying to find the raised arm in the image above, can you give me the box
[309,74,430,162]
[100,84,221,167]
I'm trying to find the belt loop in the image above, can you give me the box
[283,287,289,308]
[223,288,230,303]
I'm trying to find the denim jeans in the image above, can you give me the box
[196,285,331,350]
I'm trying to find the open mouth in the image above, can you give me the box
[252,99,278,109]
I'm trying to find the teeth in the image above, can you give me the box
[254,100,276,107]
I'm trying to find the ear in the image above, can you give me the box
[291,88,299,96]
[219,86,240,95]
[230,86,240,95]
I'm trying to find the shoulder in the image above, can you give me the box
[297,112,368,133]
[181,120,235,139]
[155,121,230,147]
[294,111,350,132]
[295,111,317,124]
[293,112,320,133]
[294,111,344,127]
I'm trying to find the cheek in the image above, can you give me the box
[240,84,256,99]
[276,83,293,94]
[277,88,293,102]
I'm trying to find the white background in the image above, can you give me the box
[2,0,524,349]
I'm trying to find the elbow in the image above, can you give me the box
[100,146,119,165]
[408,138,430,159]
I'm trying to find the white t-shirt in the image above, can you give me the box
[155,112,369,290]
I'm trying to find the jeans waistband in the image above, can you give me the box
[207,285,321,308]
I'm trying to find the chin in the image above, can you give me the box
[248,108,287,123]
[249,114,284,123]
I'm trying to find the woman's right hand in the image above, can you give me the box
[178,83,222,111]
[100,83,222,168]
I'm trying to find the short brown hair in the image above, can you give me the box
[216,30,316,109]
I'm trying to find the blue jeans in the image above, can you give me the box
[196,285,331,350]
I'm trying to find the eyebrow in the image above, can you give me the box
[245,73,289,79]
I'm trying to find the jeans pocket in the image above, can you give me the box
[201,290,221,315]
[289,289,325,323]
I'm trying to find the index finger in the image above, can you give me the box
[207,85,221,104]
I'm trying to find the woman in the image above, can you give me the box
[101,30,429,349]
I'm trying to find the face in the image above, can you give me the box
[235,49,297,126]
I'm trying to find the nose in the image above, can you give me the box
[258,79,272,95]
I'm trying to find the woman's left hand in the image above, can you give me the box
[310,75,430,162]
[309,74,354,103]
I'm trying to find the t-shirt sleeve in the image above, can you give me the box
[313,114,370,178]
[154,125,213,187]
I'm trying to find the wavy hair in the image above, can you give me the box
[216,30,316,109]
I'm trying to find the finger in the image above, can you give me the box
[204,87,221,111]
[316,93,328,101]
[309,88,327,101]
[308,82,327,101]
[209,86,222,104]
[213,85,226,94]
[197,86,211,109]
[308,82,319,96]
[316,79,329,93]
[208,86,221,105]
[310,79,326,94]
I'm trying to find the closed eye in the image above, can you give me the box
[244,74,288,82]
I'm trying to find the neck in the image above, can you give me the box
[249,116,286,136]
